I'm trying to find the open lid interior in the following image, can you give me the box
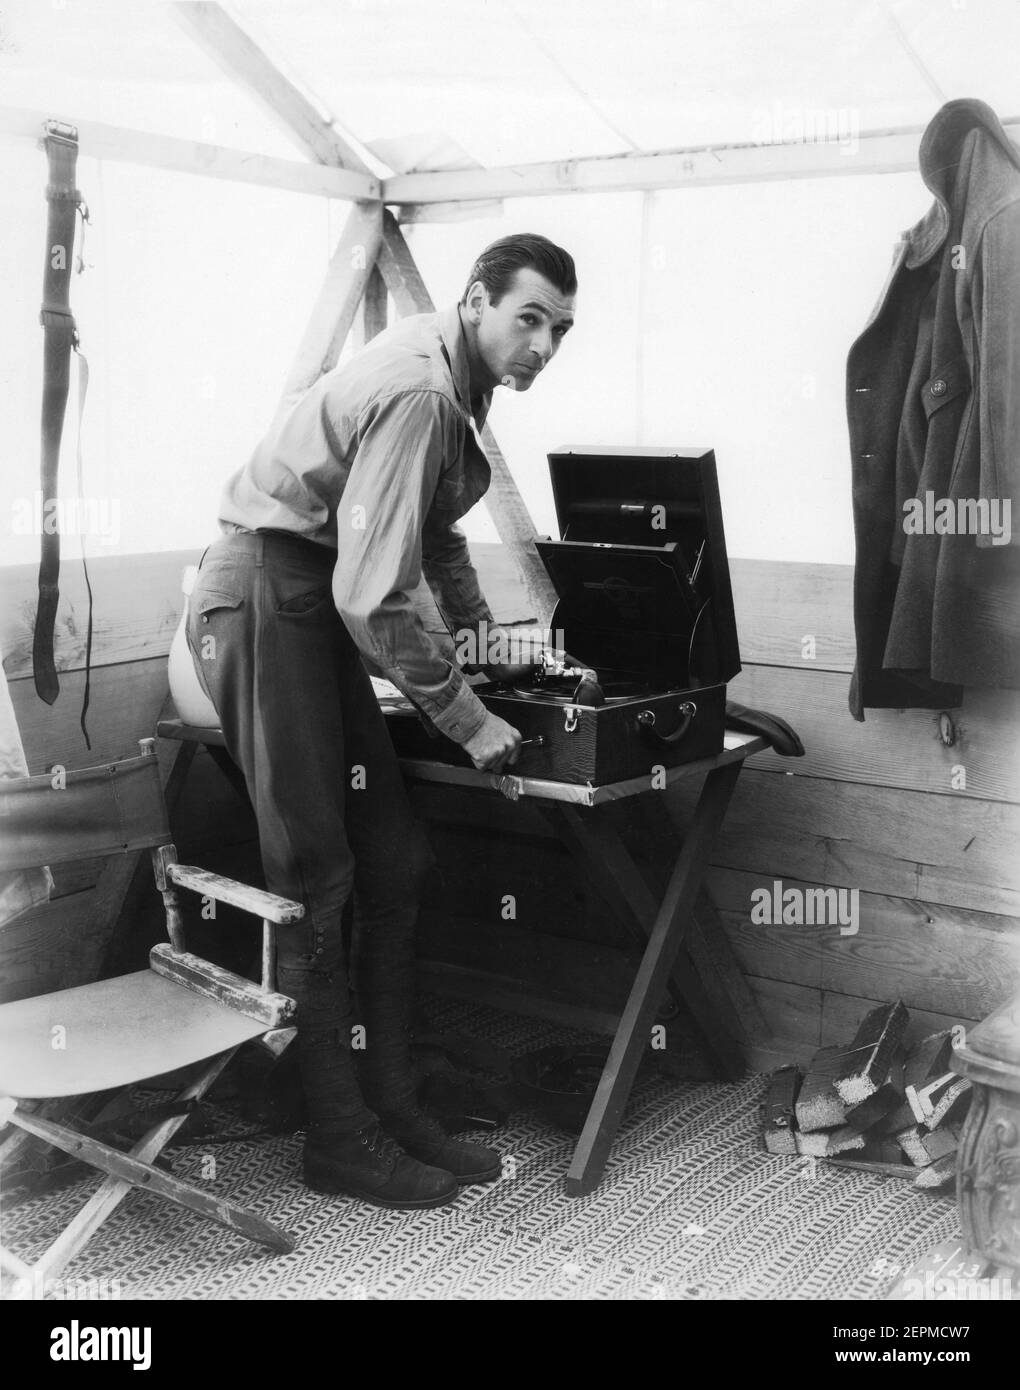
[538,448,742,685]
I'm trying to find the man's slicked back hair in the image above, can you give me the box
[461,233,577,306]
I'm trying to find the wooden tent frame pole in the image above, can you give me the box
[278,201,384,406]
[171,1,372,173]
[355,264,389,348]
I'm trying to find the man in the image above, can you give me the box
[187,233,577,1210]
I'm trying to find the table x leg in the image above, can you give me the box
[543,760,744,1195]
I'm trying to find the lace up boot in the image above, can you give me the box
[293,1025,457,1209]
[354,999,502,1184]
[303,1120,458,1209]
[376,1103,502,1185]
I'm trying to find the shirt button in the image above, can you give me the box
[201,615,209,623]
[930,379,947,396]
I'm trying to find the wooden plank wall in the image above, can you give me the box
[2,547,1018,1064]
[718,559,1020,1057]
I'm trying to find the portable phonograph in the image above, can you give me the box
[384,446,742,785]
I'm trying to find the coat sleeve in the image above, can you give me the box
[974,199,1020,546]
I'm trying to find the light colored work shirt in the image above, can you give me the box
[219,304,494,743]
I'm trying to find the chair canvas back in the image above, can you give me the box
[0,748,171,873]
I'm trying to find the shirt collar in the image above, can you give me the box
[439,302,491,432]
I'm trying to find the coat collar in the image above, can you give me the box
[439,302,491,432]
[905,99,1020,268]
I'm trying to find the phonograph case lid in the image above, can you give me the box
[535,447,741,689]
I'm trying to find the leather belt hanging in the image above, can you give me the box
[34,120,83,706]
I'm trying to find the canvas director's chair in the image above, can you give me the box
[0,738,303,1299]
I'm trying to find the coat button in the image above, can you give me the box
[930,379,947,396]
[201,615,209,623]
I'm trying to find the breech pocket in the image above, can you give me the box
[174,590,244,726]
[195,590,245,617]
[274,584,333,617]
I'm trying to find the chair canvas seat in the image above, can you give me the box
[0,971,268,1099]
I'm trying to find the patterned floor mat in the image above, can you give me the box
[3,998,960,1300]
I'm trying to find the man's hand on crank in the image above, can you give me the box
[462,710,522,772]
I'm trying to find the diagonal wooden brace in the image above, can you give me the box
[541,792,746,1077]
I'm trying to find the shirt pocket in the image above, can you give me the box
[432,470,467,516]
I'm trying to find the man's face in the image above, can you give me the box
[469,267,575,392]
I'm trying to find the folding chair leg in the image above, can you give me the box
[0,1095,82,1172]
[0,1118,42,1172]
[0,1245,35,1284]
[6,1048,294,1296]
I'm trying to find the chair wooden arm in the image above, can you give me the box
[149,944,295,1027]
[149,848,302,993]
[164,863,304,925]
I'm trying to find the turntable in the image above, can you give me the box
[386,446,742,785]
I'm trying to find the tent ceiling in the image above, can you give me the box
[0,1,300,156]
[246,0,1017,165]
[0,0,1014,173]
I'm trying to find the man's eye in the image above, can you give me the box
[520,314,538,326]
[554,326,569,338]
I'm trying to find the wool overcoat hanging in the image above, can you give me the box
[847,99,1020,720]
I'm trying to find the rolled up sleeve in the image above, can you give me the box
[332,390,488,744]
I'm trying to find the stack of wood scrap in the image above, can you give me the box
[759,1002,971,1189]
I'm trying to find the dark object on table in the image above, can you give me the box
[389,447,742,784]
[724,701,804,757]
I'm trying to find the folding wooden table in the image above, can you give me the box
[396,729,768,1194]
